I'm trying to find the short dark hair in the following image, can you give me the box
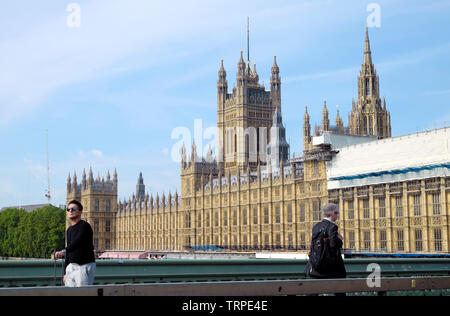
[68,200,83,212]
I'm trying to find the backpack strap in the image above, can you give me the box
[322,220,333,240]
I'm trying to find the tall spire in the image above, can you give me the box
[247,16,250,63]
[67,173,71,193]
[181,141,187,166]
[267,106,290,168]
[190,140,198,164]
[217,58,228,96]
[270,54,281,109]
[72,170,77,187]
[136,172,145,201]
[253,63,259,82]
[364,27,373,65]
[335,109,344,133]
[304,105,310,122]
[271,55,279,74]
[303,105,311,151]
[321,100,330,132]
[218,58,226,80]
[349,26,391,140]
[88,167,93,185]
[237,50,246,76]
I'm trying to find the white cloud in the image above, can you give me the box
[78,149,103,159]
[91,149,103,158]
[78,151,87,159]
[23,158,46,178]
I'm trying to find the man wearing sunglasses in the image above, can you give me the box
[54,200,96,287]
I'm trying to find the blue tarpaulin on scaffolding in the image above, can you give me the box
[190,245,225,252]
[330,163,450,181]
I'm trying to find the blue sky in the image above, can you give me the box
[0,0,449,208]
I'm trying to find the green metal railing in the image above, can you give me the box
[0,258,449,288]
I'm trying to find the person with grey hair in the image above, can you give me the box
[305,203,346,283]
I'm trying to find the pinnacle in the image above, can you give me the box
[364,27,373,65]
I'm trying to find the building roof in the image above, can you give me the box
[0,204,51,213]
[312,131,377,149]
[99,251,150,260]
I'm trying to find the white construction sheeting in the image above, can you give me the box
[327,127,450,189]
[313,132,377,149]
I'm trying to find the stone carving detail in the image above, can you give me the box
[432,216,441,225]
[412,217,422,226]
[395,218,403,226]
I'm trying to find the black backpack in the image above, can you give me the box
[308,222,333,273]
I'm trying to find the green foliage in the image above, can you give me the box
[0,206,65,258]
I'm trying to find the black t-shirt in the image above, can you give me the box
[64,220,95,273]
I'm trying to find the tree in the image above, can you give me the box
[0,206,65,258]
[0,208,27,257]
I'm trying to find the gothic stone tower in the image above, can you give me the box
[267,106,290,168]
[304,27,392,150]
[66,168,118,251]
[349,27,391,139]
[217,52,281,172]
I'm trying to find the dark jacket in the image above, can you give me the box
[64,220,96,273]
[305,219,346,278]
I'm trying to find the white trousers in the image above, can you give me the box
[65,262,96,287]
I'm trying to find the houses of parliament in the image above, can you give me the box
[66,28,449,254]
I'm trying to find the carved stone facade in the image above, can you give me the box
[328,178,449,252]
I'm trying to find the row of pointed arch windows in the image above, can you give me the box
[363,116,374,136]
[363,116,386,136]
